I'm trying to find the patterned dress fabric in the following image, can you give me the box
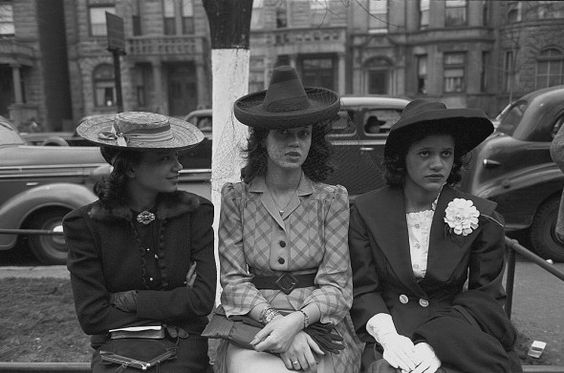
[216,175,363,373]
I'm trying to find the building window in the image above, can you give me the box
[507,2,521,23]
[504,50,514,92]
[417,55,427,94]
[89,6,115,36]
[445,0,467,27]
[368,0,388,33]
[163,0,175,35]
[482,0,489,26]
[443,52,465,93]
[276,4,287,28]
[301,57,336,91]
[536,48,564,89]
[365,58,391,94]
[181,0,194,34]
[419,0,429,29]
[135,64,149,108]
[93,64,115,107]
[0,2,15,36]
[251,0,264,30]
[132,0,141,36]
[249,56,266,93]
[481,51,490,92]
[536,1,564,19]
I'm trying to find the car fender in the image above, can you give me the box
[0,183,97,249]
[474,163,564,229]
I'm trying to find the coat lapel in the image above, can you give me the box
[425,186,472,284]
[357,187,425,297]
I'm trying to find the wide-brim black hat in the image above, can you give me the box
[385,99,494,157]
[234,65,340,129]
[77,111,204,151]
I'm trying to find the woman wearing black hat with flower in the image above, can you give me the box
[349,100,522,373]
[213,66,363,372]
[63,112,216,372]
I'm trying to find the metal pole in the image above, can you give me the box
[505,245,516,319]
[112,49,123,112]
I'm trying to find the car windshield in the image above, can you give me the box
[495,99,529,136]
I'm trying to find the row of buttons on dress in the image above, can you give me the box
[399,294,429,307]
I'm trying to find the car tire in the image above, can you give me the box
[529,195,564,262]
[27,208,69,265]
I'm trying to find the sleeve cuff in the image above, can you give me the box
[366,313,398,343]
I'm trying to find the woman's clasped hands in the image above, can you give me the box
[381,333,441,373]
[250,311,324,371]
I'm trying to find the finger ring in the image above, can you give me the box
[292,360,300,366]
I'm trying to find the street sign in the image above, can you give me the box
[106,12,125,52]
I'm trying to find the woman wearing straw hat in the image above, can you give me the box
[214,65,363,372]
[349,100,522,373]
[63,112,216,372]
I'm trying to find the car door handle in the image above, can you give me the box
[360,147,375,152]
[483,159,501,168]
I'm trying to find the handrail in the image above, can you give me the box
[0,228,63,235]
[504,236,564,319]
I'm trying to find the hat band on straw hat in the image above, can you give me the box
[98,121,175,148]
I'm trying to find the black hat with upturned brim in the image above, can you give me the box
[384,99,494,157]
[233,65,340,129]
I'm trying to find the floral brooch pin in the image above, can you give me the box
[444,198,480,236]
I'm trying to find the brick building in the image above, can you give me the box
[1,0,564,130]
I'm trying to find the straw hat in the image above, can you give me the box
[76,111,204,151]
[385,99,494,157]
[234,65,340,129]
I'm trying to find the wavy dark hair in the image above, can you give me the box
[241,119,334,184]
[384,124,470,187]
[94,147,142,206]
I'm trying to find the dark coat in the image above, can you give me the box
[349,185,506,341]
[64,191,216,347]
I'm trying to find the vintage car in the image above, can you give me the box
[183,96,411,195]
[0,116,106,265]
[459,85,564,261]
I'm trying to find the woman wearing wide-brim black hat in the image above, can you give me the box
[213,66,363,373]
[64,111,216,372]
[349,100,523,373]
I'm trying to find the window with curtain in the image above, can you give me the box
[481,51,490,92]
[417,55,427,94]
[163,0,175,35]
[445,0,467,27]
[443,52,465,93]
[507,2,521,23]
[251,0,264,30]
[369,0,388,33]
[93,64,115,107]
[301,57,336,91]
[181,0,194,34]
[0,2,15,36]
[536,48,564,89]
[89,6,115,36]
[419,0,429,29]
[132,0,141,36]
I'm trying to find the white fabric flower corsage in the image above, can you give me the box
[444,198,480,236]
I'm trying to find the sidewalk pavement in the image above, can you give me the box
[0,265,69,279]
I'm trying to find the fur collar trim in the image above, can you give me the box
[89,191,201,221]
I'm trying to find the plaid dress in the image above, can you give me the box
[217,175,363,373]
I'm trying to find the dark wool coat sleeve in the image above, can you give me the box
[64,205,139,335]
[64,193,216,336]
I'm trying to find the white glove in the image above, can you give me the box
[412,342,441,373]
[366,313,418,372]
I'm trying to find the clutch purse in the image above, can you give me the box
[202,310,262,349]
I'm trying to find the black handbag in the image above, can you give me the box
[93,327,178,372]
